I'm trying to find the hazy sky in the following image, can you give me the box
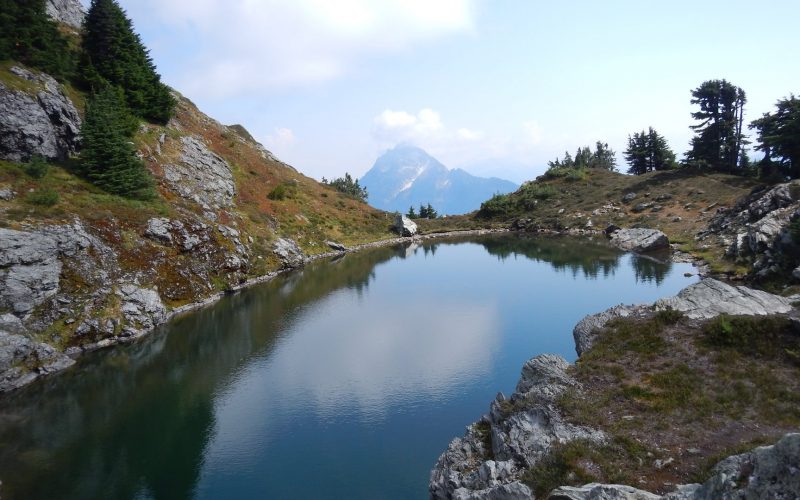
[102,0,799,183]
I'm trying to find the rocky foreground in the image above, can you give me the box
[429,278,798,499]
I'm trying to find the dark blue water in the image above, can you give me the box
[0,234,697,499]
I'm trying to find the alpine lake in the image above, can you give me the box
[0,234,699,499]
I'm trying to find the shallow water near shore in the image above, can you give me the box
[0,234,698,500]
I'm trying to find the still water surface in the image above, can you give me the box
[0,235,698,499]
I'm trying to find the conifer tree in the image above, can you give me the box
[80,0,175,123]
[624,127,676,175]
[751,95,800,179]
[0,0,74,79]
[685,79,747,172]
[80,86,154,199]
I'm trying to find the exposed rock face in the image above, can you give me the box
[394,214,418,237]
[162,136,236,211]
[0,66,82,162]
[702,181,800,279]
[0,329,75,392]
[549,483,660,499]
[116,284,167,336]
[45,0,86,29]
[608,228,669,253]
[273,238,304,269]
[654,278,792,320]
[430,355,604,499]
[144,217,209,253]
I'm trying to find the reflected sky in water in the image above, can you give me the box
[0,235,698,500]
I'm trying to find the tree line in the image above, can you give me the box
[543,79,799,181]
[406,203,438,219]
[1,0,175,199]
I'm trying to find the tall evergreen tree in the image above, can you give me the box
[80,86,154,199]
[624,127,676,175]
[0,0,74,79]
[750,95,800,179]
[685,79,747,172]
[80,0,175,123]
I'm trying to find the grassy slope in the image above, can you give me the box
[476,168,760,274]
[522,311,800,496]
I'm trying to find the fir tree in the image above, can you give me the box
[80,0,175,123]
[407,206,417,219]
[0,0,74,79]
[80,86,154,199]
[750,95,800,179]
[624,127,676,175]
[685,79,747,172]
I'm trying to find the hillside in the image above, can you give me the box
[0,56,396,390]
[360,144,518,215]
[474,168,762,275]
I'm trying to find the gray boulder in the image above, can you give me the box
[453,481,533,500]
[0,187,15,200]
[654,278,792,320]
[326,240,347,252]
[394,214,418,237]
[0,66,82,162]
[162,136,236,211]
[0,228,63,315]
[273,238,304,269]
[622,193,637,203]
[549,483,660,499]
[609,228,669,253]
[45,0,85,29]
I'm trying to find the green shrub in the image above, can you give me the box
[26,188,59,206]
[702,314,799,362]
[268,183,296,201]
[653,307,684,325]
[24,155,50,179]
[478,193,513,217]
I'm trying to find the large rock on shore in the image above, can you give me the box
[608,228,669,253]
[0,66,82,162]
[273,238,305,269]
[393,214,418,237]
[430,355,604,499]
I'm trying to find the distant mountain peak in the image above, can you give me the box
[360,145,517,215]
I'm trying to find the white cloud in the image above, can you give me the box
[523,120,543,145]
[373,108,444,143]
[133,0,477,99]
[457,128,483,141]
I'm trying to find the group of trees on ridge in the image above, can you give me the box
[321,173,369,203]
[543,79,798,181]
[406,203,438,220]
[1,0,175,199]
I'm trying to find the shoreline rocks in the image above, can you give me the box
[607,227,670,254]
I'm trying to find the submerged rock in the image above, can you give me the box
[608,228,669,253]
[394,214,418,237]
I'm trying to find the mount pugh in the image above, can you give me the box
[359,144,518,215]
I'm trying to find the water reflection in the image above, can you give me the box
[0,235,693,500]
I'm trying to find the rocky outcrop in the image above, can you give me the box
[0,66,82,162]
[116,284,167,336]
[273,238,304,269]
[572,304,650,356]
[572,279,792,357]
[430,355,604,499]
[0,329,75,392]
[654,278,792,320]
[393,214,418,237]
[608,228,669,253]
[45,0,85,29]
[549,483,660,499]
[144,217,209,253]
[701,181,800,279]
[162,136,236,212]
[547,433,800,499]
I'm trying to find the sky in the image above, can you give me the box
[97,0,800,183]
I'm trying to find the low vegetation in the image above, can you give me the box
[526,312,800,494]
